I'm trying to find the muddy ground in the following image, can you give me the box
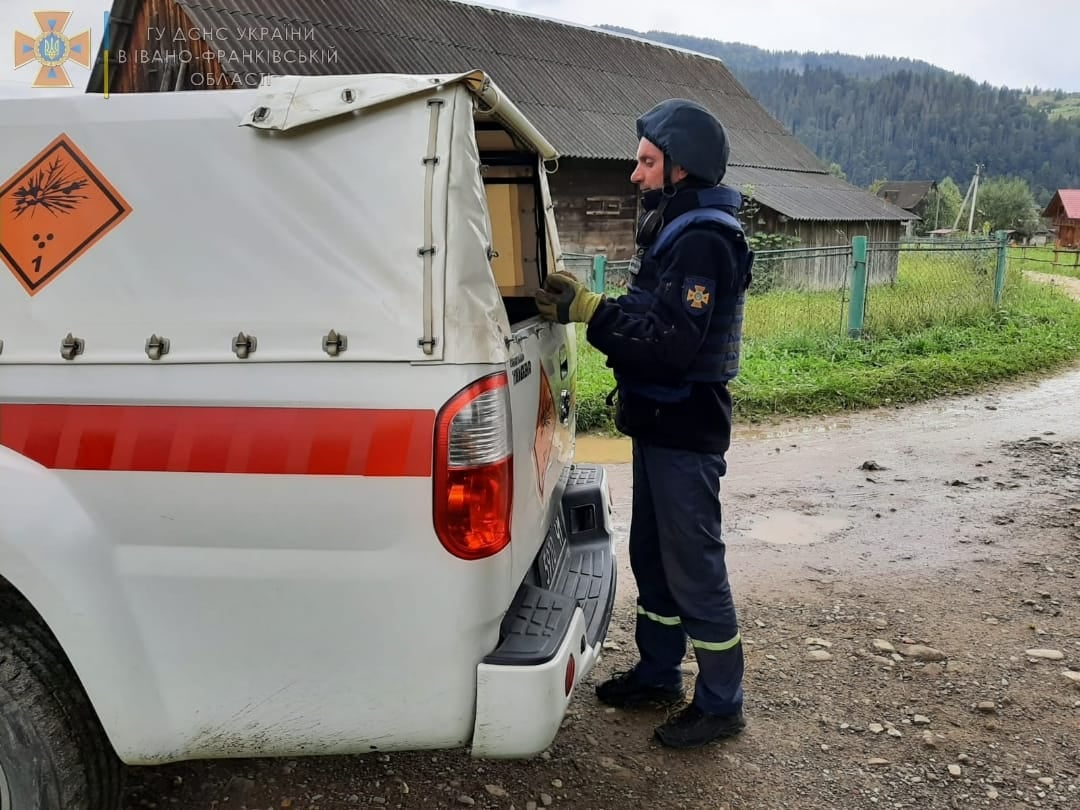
[123,281,1080,810]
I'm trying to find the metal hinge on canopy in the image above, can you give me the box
[417,98,444,356]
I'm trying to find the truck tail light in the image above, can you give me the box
[433,372,513,560]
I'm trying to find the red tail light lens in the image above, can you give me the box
[433,373,513,560]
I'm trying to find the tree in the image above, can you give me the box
[972,176,1041,237]
[921,177,963,233]
[828,162,847,181]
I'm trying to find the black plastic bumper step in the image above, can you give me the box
[483,464,617,667]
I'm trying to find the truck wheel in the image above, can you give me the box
[0,606,123,810]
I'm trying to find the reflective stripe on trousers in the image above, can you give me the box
[636,605,742,650]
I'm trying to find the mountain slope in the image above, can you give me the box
[1026,91,1080,121]
[600,27,1080,203]
[600,26,946,80]
[737,67,1080,201]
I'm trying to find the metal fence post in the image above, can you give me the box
[993,230,1009,307]
[847,236,868,338]
[591,255,607,293]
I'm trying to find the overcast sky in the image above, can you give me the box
[491,0,1079,92]
[1,0,1076,99]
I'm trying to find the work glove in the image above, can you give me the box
[535,271,603,324]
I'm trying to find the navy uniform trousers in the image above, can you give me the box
[629,439,744,716]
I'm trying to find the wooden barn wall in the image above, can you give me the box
[768,217,904,248]
[1055,217,1079,249]
[547,158,639,260]
[547,161,906,288]
[751,211,904,291]
[108,0,229,93]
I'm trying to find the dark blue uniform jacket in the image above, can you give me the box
[585,184,753,456]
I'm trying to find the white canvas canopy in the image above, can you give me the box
[0,70,558,366]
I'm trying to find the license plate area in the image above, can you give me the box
[535,509,567,590]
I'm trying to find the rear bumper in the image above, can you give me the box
[470,463,616,759]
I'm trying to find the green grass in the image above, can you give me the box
[861,249,998,337]
[575,263,1080,433]
[576,324,621,434]
[1008,246,1080,279]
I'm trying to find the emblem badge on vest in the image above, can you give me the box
[682,276,715,315]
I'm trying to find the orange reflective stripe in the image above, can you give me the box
[0,403,435,477]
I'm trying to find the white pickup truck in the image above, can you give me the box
[0,70,616,809]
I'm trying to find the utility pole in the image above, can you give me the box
[968,163,983,235]
[953,171,975,231]
[953,164,984,234]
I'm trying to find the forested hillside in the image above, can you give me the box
[738,68,1080,202]
[602,27,1080,204]
[602,27,945,80]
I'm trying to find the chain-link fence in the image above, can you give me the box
[742,244,853,339]
[574,234,1009,342]
[605,259,633,291]
[560,253,634,292]
[860,239,999,338]
[560,252,596,286]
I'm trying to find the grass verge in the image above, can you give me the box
[575,268,1080,433]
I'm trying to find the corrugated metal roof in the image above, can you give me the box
[150,0,828,173]
[727,167,914,222]
[88,0,913,222]
[876,181,935,211]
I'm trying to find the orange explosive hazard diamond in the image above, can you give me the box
[534,376,557,497]
[0,133,132,296]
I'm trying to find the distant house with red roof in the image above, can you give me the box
[1043,190,1080,248]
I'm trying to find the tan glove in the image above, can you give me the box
[535,271,603,324]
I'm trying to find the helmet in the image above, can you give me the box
[636,98,730,186]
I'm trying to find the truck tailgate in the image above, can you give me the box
[504,317,576,586]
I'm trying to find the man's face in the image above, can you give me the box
[630,137,688,191]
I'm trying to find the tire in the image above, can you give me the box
[0,596,123,810]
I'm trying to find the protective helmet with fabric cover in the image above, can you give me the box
[635,99,730,186]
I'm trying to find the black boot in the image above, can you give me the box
[595,670,685,709]
[654,704,745,749]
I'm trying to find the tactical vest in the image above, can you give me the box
[616,186,755,403]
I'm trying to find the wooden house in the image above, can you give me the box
[1042,190,1080,248]
[875,180,939,234]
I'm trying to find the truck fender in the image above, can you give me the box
[0,446,167,762]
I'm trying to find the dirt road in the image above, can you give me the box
[1023,270,1080,300]
[122,282,1080,810]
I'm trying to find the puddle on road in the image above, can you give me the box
[736,420,854,442]
[737,509,852,546]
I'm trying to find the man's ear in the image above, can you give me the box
[670,164,689,184]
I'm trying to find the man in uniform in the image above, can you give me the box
[534,98,754,749]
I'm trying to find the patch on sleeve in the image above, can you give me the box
[681,276,715,315]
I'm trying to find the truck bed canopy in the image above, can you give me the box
[0,70,558,366]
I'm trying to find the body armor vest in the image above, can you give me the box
[617,186,755,403]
